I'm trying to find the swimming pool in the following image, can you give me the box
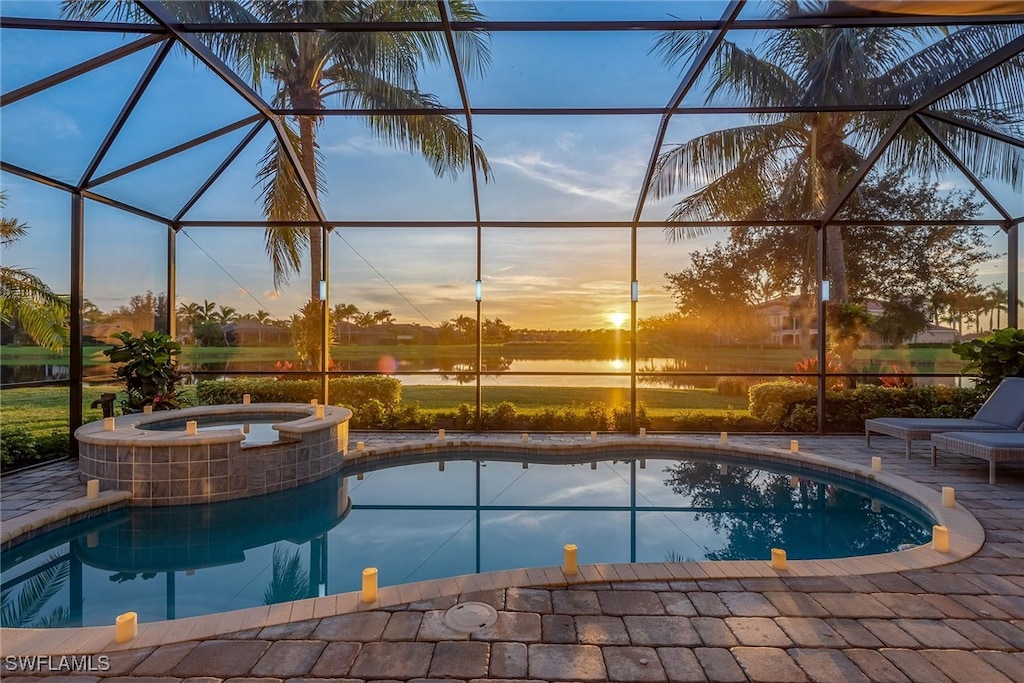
[0,450,932,628]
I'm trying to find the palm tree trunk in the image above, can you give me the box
[298,115,322,302]
[824,224,848,302]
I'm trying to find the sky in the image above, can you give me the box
[1,0,1019,330]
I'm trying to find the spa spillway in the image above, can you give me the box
[75,403,351,506]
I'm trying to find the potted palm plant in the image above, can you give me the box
[104,330,186,413]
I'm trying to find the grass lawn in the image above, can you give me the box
[2,383,742,438]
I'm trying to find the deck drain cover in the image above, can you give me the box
[443,602,498,633]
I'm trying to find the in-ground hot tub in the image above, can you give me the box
[75,403,351,506]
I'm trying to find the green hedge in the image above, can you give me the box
[1,427,71,472]
[748,381,985,432]
[196,376,402,411]
[748,381,817,427]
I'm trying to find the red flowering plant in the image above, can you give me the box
[792,353,848,390]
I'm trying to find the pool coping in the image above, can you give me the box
[0,436,985,656]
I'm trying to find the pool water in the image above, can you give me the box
[0,452,932,628]
[142,414,297,444]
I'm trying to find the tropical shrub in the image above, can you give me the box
[952,327,1024,394]
[612,401,650,431]
[104,330,185,412]
[748,381,817,427]
[1,426,36,470]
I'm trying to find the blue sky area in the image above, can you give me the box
[1,1,1017,330]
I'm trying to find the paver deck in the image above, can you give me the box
[2,433,1023,681]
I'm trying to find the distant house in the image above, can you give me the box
[909,324,958,345]
[753,297,955,347]
[223,320,290,346]
[754,297,819,347]
[334,321,439,346]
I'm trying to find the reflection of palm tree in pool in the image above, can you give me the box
[263,544,310,605]
[0,552,71,628]
[662,462,927,560]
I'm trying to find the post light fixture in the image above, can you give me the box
[821,280,830,302]
[475,279,482,302]
[631,280,639,302]
[318,280,327,300]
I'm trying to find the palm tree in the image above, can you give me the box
[649,0,1023,303]
[0,192,70,352]
[63,1,492,301]
[984,284,1009,330]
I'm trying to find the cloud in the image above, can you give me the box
[491,149,639,208]
[323,134,403,156]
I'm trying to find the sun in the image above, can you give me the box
[607,312,628,329]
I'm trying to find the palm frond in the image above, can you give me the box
[905,116,1024,190]
[650,121,802,201]
[256,121,320,289]
[326,67,490,180]
[875,25,1024,107]
[0,267,70,351]
[0,554,70,627]
[263,544,310,604]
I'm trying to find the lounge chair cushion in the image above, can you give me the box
[973,377,1024,428]
[865,417,1009,442]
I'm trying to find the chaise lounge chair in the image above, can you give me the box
[865,377,1024,459]
[930,430,1024,485]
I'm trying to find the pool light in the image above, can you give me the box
[871,456,882,472]
[942,487,955,507]
[103,417,115,431]
[186,420,197,435]
[438,428,445,441]
[86,479,99,499]
[790,439,799,453]
[243,393,251,405]
[720,431,728,444]
[932,525,949,552]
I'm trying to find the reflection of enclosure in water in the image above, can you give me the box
[1,452,931,628]
[661,461,930,562]
[0,475,350,627]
